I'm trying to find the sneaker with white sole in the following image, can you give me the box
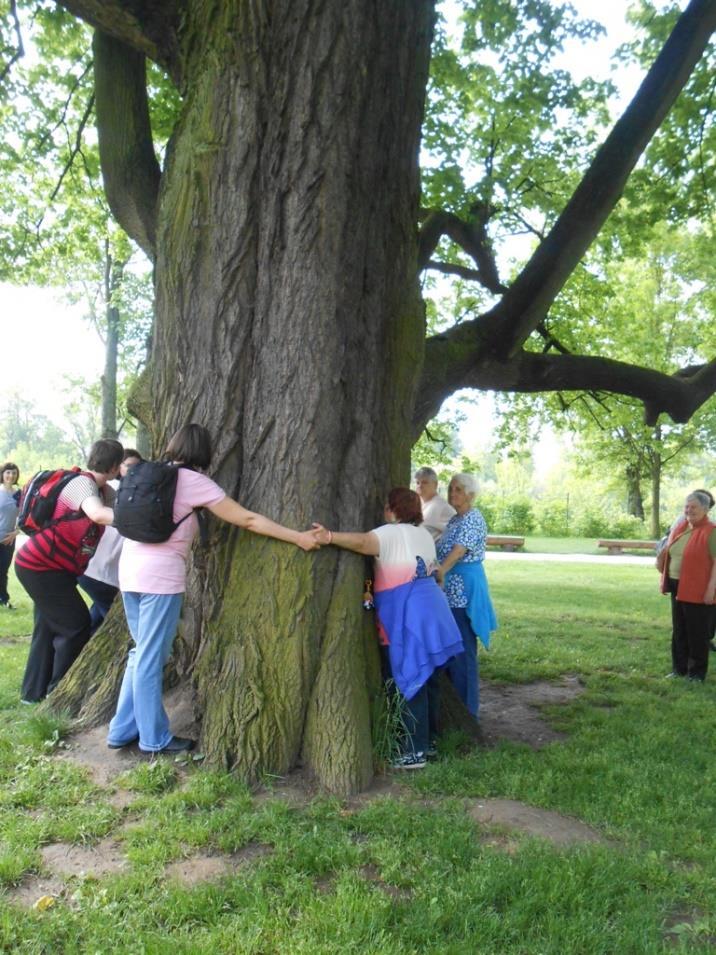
[390,751,427,771]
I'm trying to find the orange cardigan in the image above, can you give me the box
[661,517,716,604]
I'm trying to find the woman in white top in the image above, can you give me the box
[312,487,462,769]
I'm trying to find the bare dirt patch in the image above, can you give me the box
[106,788,138,811]
[41,837,128,878]
[358,862,412,899]
[56,687,200,786]
[662,906,716,948]
[54,677,583,805]
[468,798,609,847]
[478,675,584,749]
[4,874,67,909]
[4,839,128,908]
[164,843,272,886]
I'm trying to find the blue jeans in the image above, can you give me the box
[447,607,479,717]
[107,591,183,751]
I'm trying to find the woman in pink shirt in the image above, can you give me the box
[107,423,319,754]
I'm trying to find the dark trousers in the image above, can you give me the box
[380,646,440,756]
[447,607,479,716]
[16,564,92,702]
[77,574,119,634]
[669,578,714,680]
[403,673,440,755]
[0,542,14,604]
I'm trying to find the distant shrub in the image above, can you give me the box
[535,501,571,537]
[604,514,649,539]
[475,495,496,530]
[572,504,649,540]
[494,498,535,535]
[572,507,610,538]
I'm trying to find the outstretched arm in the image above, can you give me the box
[312,523,380,557]
[208,496,320,552]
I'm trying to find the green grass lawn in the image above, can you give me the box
[0,560,714,952]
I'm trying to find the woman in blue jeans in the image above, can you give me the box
[107,423,319,755]
[436,472,497,718]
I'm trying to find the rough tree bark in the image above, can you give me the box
[51,0,435,795]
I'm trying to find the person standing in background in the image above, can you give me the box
[0,462,20,609]
[414,466,455,541]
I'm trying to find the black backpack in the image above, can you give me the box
[113,461,193,544]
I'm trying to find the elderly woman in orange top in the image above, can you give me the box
[661,490,716,681]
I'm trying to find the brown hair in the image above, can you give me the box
[122,448,143,464]
[387,486,423,526]
[87,439,124,474]
[1,462,19,483]
[165,423,212,470]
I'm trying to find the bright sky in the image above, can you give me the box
[1,283,104,423]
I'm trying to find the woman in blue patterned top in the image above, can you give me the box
[436,473,497,717]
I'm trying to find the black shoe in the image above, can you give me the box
[107,735,139,749]
[152,736,195,754]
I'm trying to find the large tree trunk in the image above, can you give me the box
[53,1,435,795]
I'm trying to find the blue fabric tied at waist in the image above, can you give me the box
[445,561,497,650]
[374,576,464,701]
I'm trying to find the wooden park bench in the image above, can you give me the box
[486,535,525,552]
[597,539,658,556]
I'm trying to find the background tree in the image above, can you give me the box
[497,221,716,535]
[0,3,159,440]
[0,392,75,472]
[3,0,715,793]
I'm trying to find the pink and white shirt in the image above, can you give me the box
[371,523,437,594]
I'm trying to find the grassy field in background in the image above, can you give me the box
[0,559,714,952]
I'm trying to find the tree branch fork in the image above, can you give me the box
[415,0,716,433]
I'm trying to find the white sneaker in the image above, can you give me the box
[390,751,427,770]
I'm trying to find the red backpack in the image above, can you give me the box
[17,468,88,536]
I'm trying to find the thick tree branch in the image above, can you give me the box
[418,207,505,294]
[93,31,161,260]
[414,0,716,433]
[473,0,716,358]
[414,349,716,435]
[57,0,184,83]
